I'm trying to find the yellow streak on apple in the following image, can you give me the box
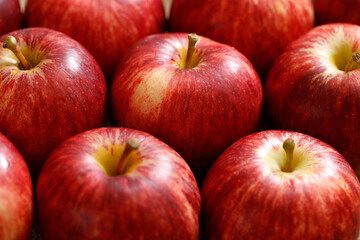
[128,68,174,121]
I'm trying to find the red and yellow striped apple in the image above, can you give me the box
[36,127,201,240]
[0,27,107,180]
[202,130,360,240]
[264,23,360,176]
[110,33,263,183]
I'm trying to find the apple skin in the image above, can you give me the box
[110,33,263,183]
[169,0,314,78]
[0,0,22,36]
[314,0,360,25]
[264,23,360,175]
[36,127,201,240]
[0,27,107,180]
[24,0,165,80]
[0,132,33,240]
[201,130,360,240]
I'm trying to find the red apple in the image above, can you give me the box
[314,0,360,25]
[0,132,33,240]
[264,23,360,175]
[0,27,107,179]
[0,0,22,35]
[169,0,315,78]
[201,130,360,240]
[36,127,201,240]
[24,0,166,80]
[110,33,263,183]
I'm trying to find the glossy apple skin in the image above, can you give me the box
[110,33,263,183]
[36,127,201,240]
[0,0,22,36]
[0,27,107,180]
[314,0,360,25]
[169,0,314,78]
[24,0,165,80]
[0,132,33,240]
[264,23,360,175]
[201,130,360,240]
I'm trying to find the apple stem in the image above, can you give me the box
[185,33,199,69]
[115,138,140,175]
[3,35,31,70]
[344,52,360,72]
[282,138,295,173]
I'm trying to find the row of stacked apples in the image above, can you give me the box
[0,0,360,239]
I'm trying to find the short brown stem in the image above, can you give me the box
[3,35,31,70]
[282,138,295,173]
[344,52,360,72]
[185,33,199,69]
[115,138,140,175]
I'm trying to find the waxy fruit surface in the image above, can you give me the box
[36,127,201,240]
[201,130,360,240]
[265,23,360,176]
[110,33,263,183]
[0,27,107,179]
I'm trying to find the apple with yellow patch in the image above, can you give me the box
[110,33,263,183]
[265,23,360,176]
[201,130,360,239]
[36,127,201,240]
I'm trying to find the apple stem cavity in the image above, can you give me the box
[282,138,295,173]
[185,33,199,69]
[344,52,360,72]
[115,138,140,175]
[3,35,31,70]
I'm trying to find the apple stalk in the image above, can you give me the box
[344,52,360,72]
[3,35,31,70]
[185,33,199,69]
[282,138,295,172]
[115,138,140,175]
